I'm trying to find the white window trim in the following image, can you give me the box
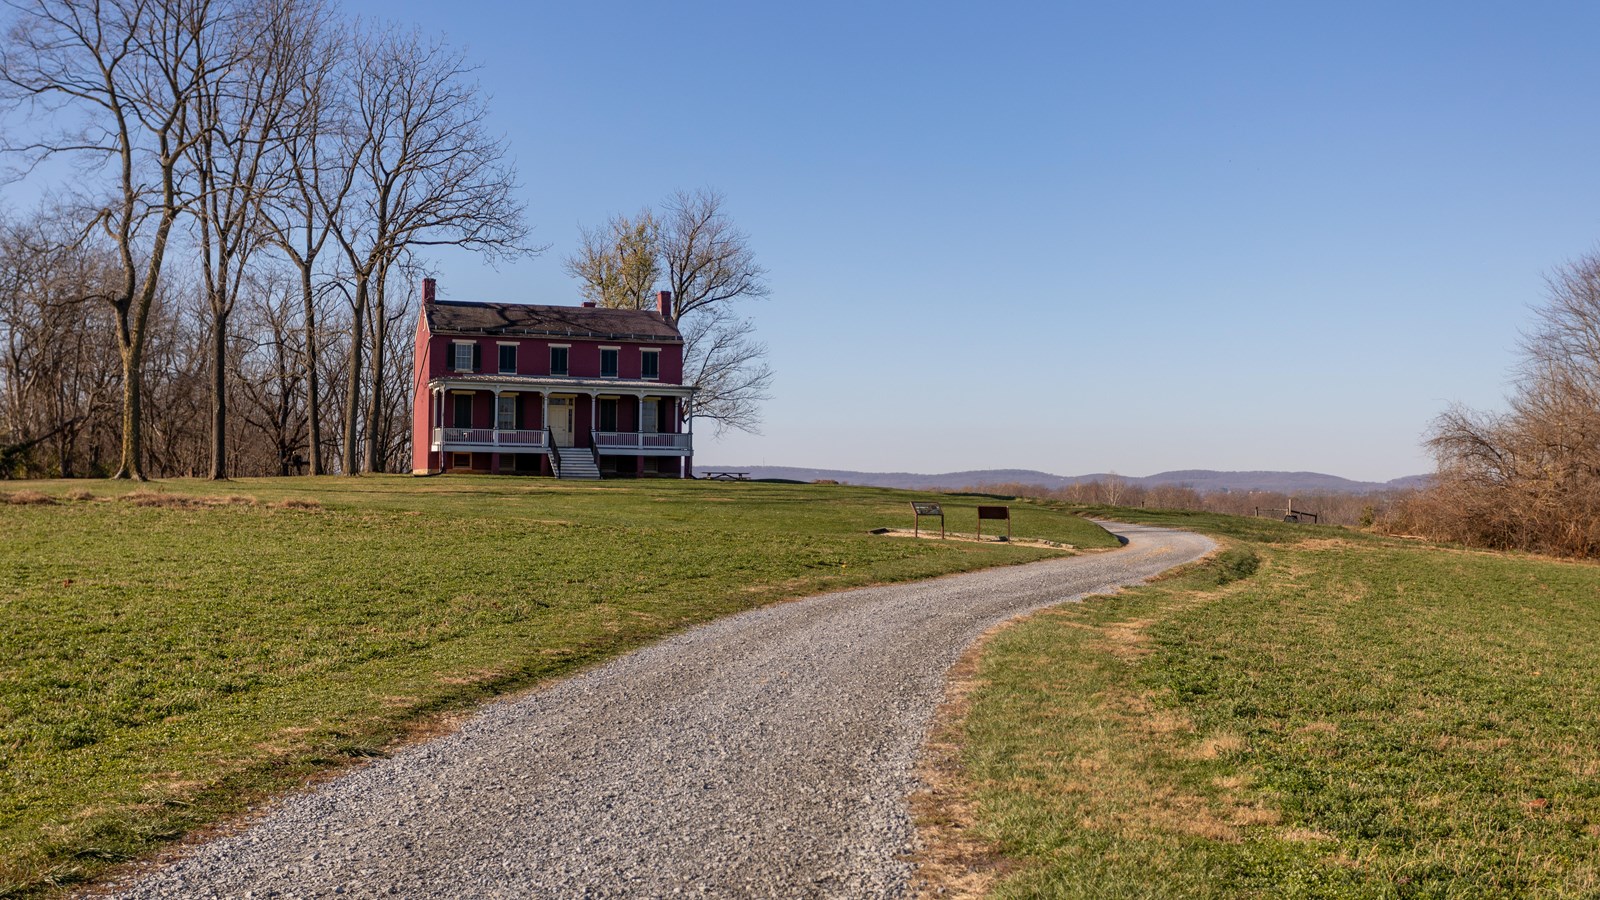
[599,345,621,379]
[549,343,571,375]
[640,347,661,381]
[451,340,475,372]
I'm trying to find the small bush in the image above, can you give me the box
[65,489,94,502]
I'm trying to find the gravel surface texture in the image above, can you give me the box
[105,521,1212,899]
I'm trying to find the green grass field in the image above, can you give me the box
[945,507,1600,898]
[0,475,1115,897]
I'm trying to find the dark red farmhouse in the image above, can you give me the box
[411,279,694,478]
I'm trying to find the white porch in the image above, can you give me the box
[429,428,548,452]
[425,376,696,472]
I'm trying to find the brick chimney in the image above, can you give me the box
[422,277,436,304]
[656,290,672,317]
[581,300,597,308]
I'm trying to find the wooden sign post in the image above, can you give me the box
[911,502,944,538]
[977,505,1011,541]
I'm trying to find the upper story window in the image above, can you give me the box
[600,347,619,378]
[498,344,517,374]
[550,345,569,376]
[452,341,476,372]
[640,348,660,380]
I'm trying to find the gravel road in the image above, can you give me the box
[106,521,1212,899]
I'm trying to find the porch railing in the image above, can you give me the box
[591,431,693,451]
[432,428,549,450]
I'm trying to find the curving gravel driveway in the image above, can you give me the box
[106,521,1212,899]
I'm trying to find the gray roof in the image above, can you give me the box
[425,300,681,342]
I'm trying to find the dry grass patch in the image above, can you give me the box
[911,624,1016,900]
[269,497,321,511]
[4,489,57,505]
[1095,617,1156,661]
[120,490,258,509]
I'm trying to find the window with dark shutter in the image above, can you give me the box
[641,349,659,380]
[499,344,517,374]
[600,348,618,378]
[550,346,568,376]
[453,393,473,428]
[471,343,481,372]
[598,398,618,432]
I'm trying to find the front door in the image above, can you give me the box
[549,397,574,446]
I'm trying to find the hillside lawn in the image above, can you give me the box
[0,475,1119,897]
[934,507,1600,898]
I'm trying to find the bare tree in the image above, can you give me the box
[657,189,770,324]
[259,0,343,475]
[327,25,530,474]
[565,189,773,434]
[1099,471,1127,506]
[679,307,773,435]
[233,266,306,475]
[0,0,223,479]
[186,0,306,479]
[0,208,120,476]
[1412,250,1600,556]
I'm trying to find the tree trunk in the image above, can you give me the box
[302,266,323,475]
[363,286,385,474]
[113,336,145,480]
[341,275,366,475]
[208,303,228,480]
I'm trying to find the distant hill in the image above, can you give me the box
[704,465,1429,495]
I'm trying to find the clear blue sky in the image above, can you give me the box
[118,3,1600,479]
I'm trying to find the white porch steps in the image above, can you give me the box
[552,445,601,480]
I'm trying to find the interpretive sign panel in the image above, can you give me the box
[977,505,1011,540]
[911,502,944,538]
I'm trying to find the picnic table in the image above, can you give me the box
[702,471,750,481]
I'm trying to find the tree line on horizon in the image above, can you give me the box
[0,0,773,482]
[0,0,528,480]
[959,478,1397,528]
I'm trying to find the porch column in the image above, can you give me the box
[683,395,693,479]
[441,389,451,474]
